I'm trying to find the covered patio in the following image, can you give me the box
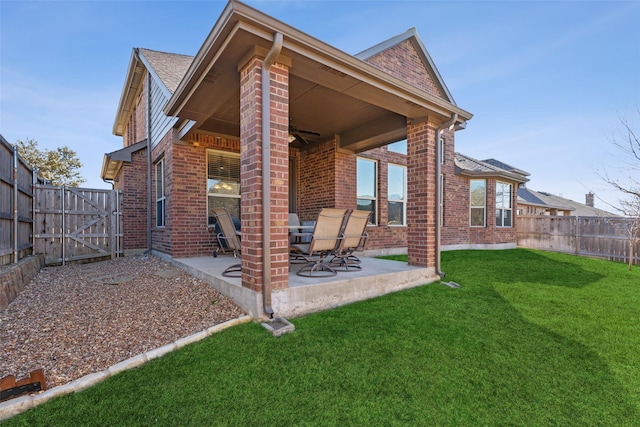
[156,1,471,320]
[173,254,438,318]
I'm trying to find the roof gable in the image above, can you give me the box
[113,48,194,136]
[356,28,454,104]
[138,48,193,94]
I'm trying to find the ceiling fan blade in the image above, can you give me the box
[292,132,310,145]
[296,129,320,137]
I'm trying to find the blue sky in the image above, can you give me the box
[1,0,639,210]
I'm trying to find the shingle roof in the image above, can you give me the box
[454,152,529,183]
[138,48,193,94]
[517,187,618,217]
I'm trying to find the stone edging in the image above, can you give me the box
[0,315,253,421]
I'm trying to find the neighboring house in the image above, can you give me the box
[517,188,618,217]
[101,0,473,318]
[441,153,530,250]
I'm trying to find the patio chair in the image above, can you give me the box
[212,207,242,277]
[329,209,371,272]
[290,208,349,277]
[288,213,311,264]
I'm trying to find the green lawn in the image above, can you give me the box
[4,249,639,426]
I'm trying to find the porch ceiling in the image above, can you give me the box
[166,1,472,152]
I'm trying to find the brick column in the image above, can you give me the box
[406,119,437,268]
[239,53,290,293]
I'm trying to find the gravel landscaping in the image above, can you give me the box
[0,255,245,389]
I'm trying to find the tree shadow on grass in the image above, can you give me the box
[443,248,605,289]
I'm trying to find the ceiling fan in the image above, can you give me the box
[288,121,320,145]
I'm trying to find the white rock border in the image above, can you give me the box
[0,315,253,421]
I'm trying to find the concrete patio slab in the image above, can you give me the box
[173,255,439,319]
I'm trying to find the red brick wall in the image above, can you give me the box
[146,131,242,258]
[442,172,520,247]
[297,140,338,221]
[357,147,408,251]
[406,120,437,267]
[363,39,443,98]
[296,140,409,253]
[239,55,290,292]
[150,130,174,255]
[116,148,148,251]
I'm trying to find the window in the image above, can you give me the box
[207,150,241,226]
[470,179,486,227]
[357,157,377,225]
[388,139,407,155]
[155,158,165,228]
[496,182,512,227]
[387,164,406,225]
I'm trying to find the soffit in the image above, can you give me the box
[166,0,472,152]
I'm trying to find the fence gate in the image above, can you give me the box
[33,185,123,265]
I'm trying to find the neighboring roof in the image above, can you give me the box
[137,48,194,94]
[355,27,456,106]
[100,140,147,181]
[517,187,618,217]
[454,152,529,183]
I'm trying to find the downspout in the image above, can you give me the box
[261,32,283,319]
[145,64,152,255]
[435,113,458,277]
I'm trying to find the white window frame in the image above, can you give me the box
[357,157,377,225]
[387,163,406,226]
[207,150,241,226]
[496,181,513,227]
[470,179,486,227]
[155,158,165,228]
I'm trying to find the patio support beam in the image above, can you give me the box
[239,38,290,319]
[406,118,437,272]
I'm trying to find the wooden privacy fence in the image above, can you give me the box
[517,215,640,266]
[33,185,123,265]
[0,135,35,266]
[0,135,123,266]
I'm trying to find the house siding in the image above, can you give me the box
[122,79,147,148]
[149,76,178,149]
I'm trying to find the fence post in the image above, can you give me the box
[61,186,66,265]
[32,170,37,258]
[12,145,18,264]
[575,216,580,256]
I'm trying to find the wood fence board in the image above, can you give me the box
[32,186,122,265]
[518,216,640,266]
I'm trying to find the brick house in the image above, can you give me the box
[440,153,529,251]
[101,0,473,318]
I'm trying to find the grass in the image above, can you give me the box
[3,249,639,426]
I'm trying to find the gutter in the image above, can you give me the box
[260,32,283,319]
[435,113,458,277]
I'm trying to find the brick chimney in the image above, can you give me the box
[585,192,594,207]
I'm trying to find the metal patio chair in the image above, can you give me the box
[329,209,371,272]
[212,207,242,277]
[290,208,349,277]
